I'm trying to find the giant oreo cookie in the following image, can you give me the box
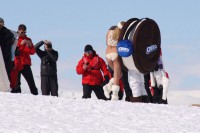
[118,18,161,74]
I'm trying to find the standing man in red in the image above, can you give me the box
[11,24,38,95]
[76,44,109,100]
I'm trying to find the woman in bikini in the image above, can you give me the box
[103,21,125,100]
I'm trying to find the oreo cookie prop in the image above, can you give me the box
[118,18,161,74]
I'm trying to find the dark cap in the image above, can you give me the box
[18,24,27,31]
[0,18,4,26]
[84,44,93,52]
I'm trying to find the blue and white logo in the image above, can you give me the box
[146,45,157,55]
[117,40,133,57]
[118,47,129,53]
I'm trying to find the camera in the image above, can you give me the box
[46,43,52,48]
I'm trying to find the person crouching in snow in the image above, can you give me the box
[76,44,110,100]
[103,22,125,101]
[35,40,58,96]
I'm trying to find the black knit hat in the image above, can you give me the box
[84,44,93,52]
[0,18,4,26]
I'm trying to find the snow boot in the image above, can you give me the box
[141,95,150,103]
[111,85,119,101]
[103,78,114,98]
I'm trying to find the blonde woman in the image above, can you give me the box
[103,21,125,100]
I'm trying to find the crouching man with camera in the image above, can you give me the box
[76,44,110,100]
[35,40,58,96]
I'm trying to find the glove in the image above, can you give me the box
[15,46,20,56]
[101,75,109,86]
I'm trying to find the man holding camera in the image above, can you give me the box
[35,40,58,96]
[76,44,109,100]
[12,24,38,95]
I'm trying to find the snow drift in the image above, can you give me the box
[0,92,200,132]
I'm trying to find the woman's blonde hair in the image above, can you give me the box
[112,21,125,41]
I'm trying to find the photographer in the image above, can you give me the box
[12,24,38,95]
[35,40,58,96]
[76,44,109,100]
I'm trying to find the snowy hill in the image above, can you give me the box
[0,92,200,133]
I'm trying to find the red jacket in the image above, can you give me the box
[15,36,35,66]
[76,51,109,86]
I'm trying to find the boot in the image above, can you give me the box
[141,95,150,103]
[129,96,143,103]
[103,84,111,99]
[103,78,114,98]
[111,85,119,101]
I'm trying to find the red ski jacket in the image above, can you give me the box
[15,36,35,66]
[76,52,109,86]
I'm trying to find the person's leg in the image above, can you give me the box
[93,85,107,100]
[118,91,124,100]
[107,91,123,100]
[11,70,21,93]
[144,74,153,103]
[4,60,12,81]
[152,86,160,103]
[82,84,92,99]
[158,86,168,104]
[128,70,144,102]
[50,75,58,97]
[22,65,38,95]
[41,76,50,95]
[121,70,133,101]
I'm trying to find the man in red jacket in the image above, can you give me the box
[76,44,109,100]
[11,24,38,95]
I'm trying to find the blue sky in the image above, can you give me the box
[1,0,200,91]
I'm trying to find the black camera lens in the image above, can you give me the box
[47,44,52,48]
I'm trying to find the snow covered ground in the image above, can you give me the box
[0,88,200,132]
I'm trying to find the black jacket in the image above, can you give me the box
[0,26,14,77]
[35,41,58,76]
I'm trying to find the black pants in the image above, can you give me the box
[41,75,58,96]
[144,73,168,104]
[4,59,12,81]
[82,84,107,100]
[121,70,133,101]
[153,86,168,104]
[144,74,153,103]
[13,65,38,95]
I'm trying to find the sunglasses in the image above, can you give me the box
[85,50,93,54]
[19,31,26,34]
